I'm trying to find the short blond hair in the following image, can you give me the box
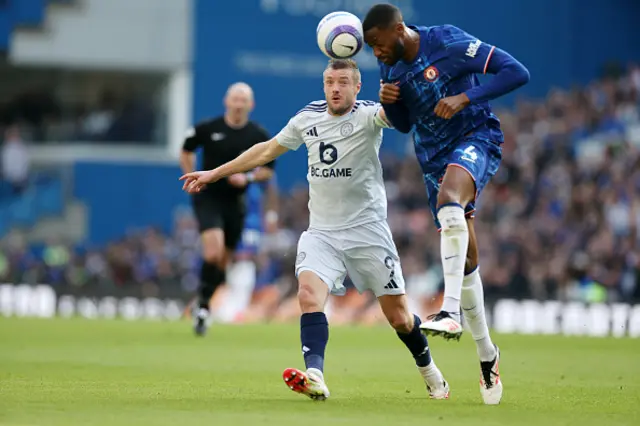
[325,59,361,84]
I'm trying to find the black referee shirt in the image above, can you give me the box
[182,116,275,198]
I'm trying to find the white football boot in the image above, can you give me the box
[479,346,502,405]
[419,311,463,341]
[418,362,450,399]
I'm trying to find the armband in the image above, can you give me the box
[373,109,392,128]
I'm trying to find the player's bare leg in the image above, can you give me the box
[282,271,331,401]
[378,294,450,399]
[462,218,502,404]
[421,165,475,341]
[193,228,227,336]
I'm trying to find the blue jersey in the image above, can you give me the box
[235,181,265,255]
[379,25,504,174]
[244,181,264,231]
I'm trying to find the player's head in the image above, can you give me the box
[323,59,361,116]
[362,4,405,66]
[224,82,254,121]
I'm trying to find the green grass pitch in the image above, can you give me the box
[1,317,639,426]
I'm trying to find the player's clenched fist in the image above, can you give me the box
[434,93,471,120]
[379,80,400,104]
[180,169,219,193]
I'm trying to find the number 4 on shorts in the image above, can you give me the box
[461,145,478,163]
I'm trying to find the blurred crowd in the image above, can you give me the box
[1,64,639,322]
[0,87,158,144]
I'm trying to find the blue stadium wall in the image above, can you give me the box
[192,0,640,192]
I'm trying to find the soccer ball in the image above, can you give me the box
[316,11,364,59]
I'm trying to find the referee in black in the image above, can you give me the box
[180,82,275,336]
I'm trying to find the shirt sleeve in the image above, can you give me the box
[275,116,304,151]
[182,124,204,152]
[435,25,530,104]
[380,101,412,133]
[364,102,393,129]
[437,25,497,76]
[378,65,413,133]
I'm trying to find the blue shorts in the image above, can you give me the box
[423,134,502,230]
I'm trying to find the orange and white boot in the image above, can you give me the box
[283,367,330,401]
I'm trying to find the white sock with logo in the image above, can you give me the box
[437,205,468,322]
[461,267,496,362]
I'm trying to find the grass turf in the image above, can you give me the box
[1,317,639,426]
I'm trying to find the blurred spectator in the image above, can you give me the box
[1,125,29,195]
[77,90,117,141]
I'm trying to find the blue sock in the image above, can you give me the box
[396,314,432,367]
[300,312,328,372]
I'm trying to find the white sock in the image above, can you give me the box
[216,260,256,323]
[461,267,497,362]
[417,361,436,376]
[437,205,468,321]
[418,361,441,385]
[307,367,324,381]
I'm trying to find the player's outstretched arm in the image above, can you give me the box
[180,138,288,193]
[463,46,530,104]
[433,27,530,119]
[439,26,530,104]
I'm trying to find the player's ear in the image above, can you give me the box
[395,22,404,35]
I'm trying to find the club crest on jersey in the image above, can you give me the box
[424,66,439,82]
[296,252,306,265]
[340,122,354,137]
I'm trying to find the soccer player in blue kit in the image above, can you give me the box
[363,3,530,405]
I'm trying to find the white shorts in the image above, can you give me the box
[295,220,405,298]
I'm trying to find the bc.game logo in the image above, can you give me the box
[319,141,338,165]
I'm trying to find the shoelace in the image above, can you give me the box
[426,311,450,321]
[480,361,498,389]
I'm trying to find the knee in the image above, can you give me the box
[387,311,413,334]
[202,246,225,266]
[437,205,467,234]
[297,282,324,313]
[437,186,461,208]
[203,252,223,266]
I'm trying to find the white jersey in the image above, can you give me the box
[276,100,391,231]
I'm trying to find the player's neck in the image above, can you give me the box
[327,101,355,117]
[401,27,420,63]
[224,114,248,129]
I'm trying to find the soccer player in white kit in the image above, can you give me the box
[180,59,450,401]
